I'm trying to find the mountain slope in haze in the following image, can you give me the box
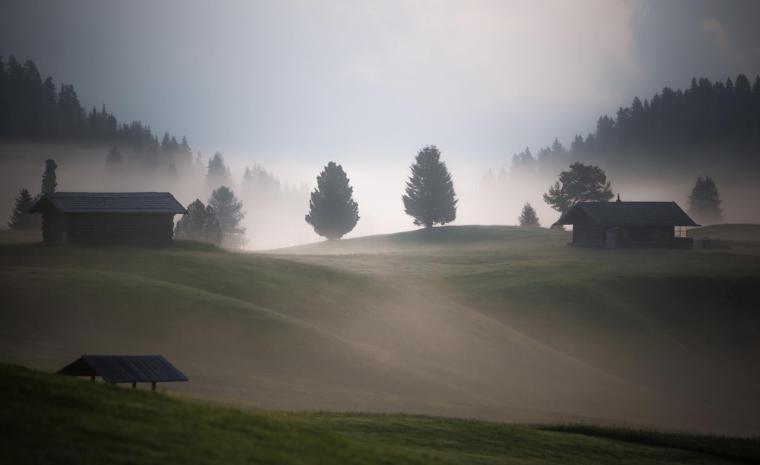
[1,226,759,435]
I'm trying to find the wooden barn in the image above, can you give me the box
[29,192,186,245]
[554,200,699,249]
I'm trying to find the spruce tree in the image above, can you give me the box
[688,175,723,224]
[403,145,457,228]
[41,158,57,195]
[519,203,540,227]
[8,188,36,230]
[175,199,223,246]
[209,186,246,248]
[543,162,613,213]
[305,162,359,240]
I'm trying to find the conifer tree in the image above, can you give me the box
[688,175,723,224]
[519,203,540,227]
[544,162,613,213]
[209,186,245,248]
[305,162,359,240]
[8,188,36,229]
[207,152,230,189]
[175,199,223,246]
[41,158,57,195]
[403,145,457,228]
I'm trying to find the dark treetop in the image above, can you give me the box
[403,145,457,229]
[305,161,359,240]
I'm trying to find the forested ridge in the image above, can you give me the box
[0,55,191,166]
[3,55,759,176]
[513,74,760,175]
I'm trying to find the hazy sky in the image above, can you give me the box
[2,0,760,176]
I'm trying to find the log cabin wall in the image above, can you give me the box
[571,220,606,247]
[41,209,68,244]
[66,213,175,245]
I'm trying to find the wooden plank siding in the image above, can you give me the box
[30,192,186,245]
[67,213,175,245]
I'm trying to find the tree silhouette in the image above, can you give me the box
[0,55,190,168]
[41,159,57,195]
[8,188,36,229]
[207,152,230,189]
[518,203,540,227]
[209,186,245,248]
[403,145,457,228]
[175,199,223,246]
[501,73,760,177]
[544,162,613,213]
[688,175,723,225]
[305,162,359,240]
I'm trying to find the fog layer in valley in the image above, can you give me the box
[3,141,760,250]
[2,233,758,436]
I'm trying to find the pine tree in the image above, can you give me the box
[688,175,723,224]
[403,145,457,228]
[543,162,613,213]
[518,203,540,227]
[209,186,245,248]
[175,199,223,246]
[8,188,36,229]
[41,158,57,195]
[305,162,359,240]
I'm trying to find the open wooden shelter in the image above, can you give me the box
[57,355,188,391]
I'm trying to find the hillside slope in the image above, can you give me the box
[1,227,759,435]
[2,364,758,465]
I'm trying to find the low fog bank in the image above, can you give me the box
[3,142,760,250]
[2,256,758,436]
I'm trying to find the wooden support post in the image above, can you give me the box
[151,381,156,392]
[132,382,136,389]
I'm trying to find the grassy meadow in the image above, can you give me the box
[1,225,759,440]
[3,363,759,465]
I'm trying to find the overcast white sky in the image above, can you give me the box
[2,0,760,184]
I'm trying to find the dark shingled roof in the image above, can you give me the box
[29,192,187,214]
[57,355,188,383]
[554,201,699,227]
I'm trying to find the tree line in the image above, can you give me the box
[9,150,723,245]
[510,74,760,175]
[4,55,733,244]
[0,56,192,166]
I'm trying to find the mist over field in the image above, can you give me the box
[3,140,760,249]
[2,1,760,463]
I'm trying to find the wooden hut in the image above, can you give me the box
[29,192,186,245]
[554,200,698,249]
[57,355,188,391]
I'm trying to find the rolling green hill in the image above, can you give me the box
[687,224,760,242]
[3,364,758,465]
[1,226,759,436]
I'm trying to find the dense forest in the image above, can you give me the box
[511,74,760,176]
[0,55,192,167]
